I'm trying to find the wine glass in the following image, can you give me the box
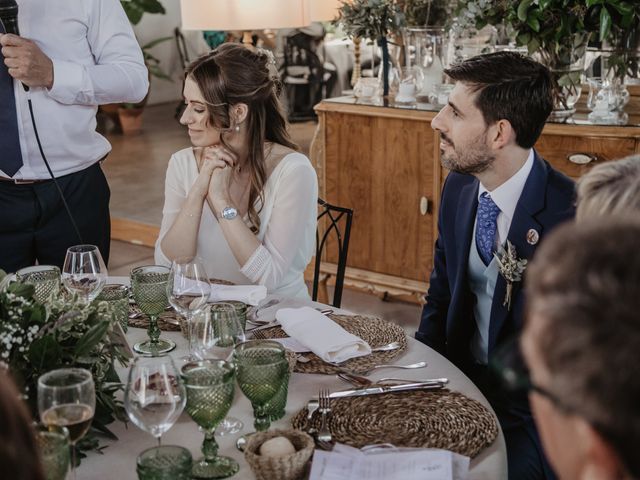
[38,368,95,479]
[124,356,186,446]
[61,245,107,303]
[130,265,175,355]
[167,258,210,360]
[181,359,239,479]
[191,303,246,435]
[234,340,288,449]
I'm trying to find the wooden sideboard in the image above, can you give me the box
[310,97,640,303]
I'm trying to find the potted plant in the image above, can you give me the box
[453,0,639,118]
[336,0,400,96]
[590,1,640,82]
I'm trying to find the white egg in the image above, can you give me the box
[259,436,296,457]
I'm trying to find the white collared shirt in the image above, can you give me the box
[2,0,149,179]
[477,149,535,246]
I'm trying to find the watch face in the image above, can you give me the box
[222,206,238,220]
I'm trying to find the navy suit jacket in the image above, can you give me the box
[416,152,575,372]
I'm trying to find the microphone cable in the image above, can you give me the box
[25,90,84,244]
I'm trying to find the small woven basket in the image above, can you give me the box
[244,429,314,480]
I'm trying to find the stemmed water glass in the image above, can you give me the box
[124,356,186,446]
[234,340,288,450]
[38,368,96,479]
[16,265,61,303]
[181,359,239,479]
[130,265,175,355]
[167,258,210,360]
[191,303,246,435]
[61,245,107,303]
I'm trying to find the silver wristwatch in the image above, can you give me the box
[221,206,238,220]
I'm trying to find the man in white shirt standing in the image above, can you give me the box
[0,0,148,272]
[415,52,575,479]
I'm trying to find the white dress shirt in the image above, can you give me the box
[477,149,535,246]
[155,149,319,299]
[3,0,148,179]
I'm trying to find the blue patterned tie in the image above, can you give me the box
[476,192,501,266]
[0,22,24,177]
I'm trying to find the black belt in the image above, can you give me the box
[0,176,51,184]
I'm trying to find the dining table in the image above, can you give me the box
[77,277,507,479]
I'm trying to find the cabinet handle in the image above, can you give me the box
[567,152,598,165]
[420,196,429,215]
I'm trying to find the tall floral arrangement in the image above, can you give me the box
[336,0,401,96]
[0,271,130,460]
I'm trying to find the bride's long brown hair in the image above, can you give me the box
[186,43,298,233]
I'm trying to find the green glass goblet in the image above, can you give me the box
[96,284,130,332]
[131,265,175,355]
[34,423,70,480]
[181,359,239,479]
[263,367,291,422]
[136,445,193,480]
[234,340,287,449]
[16,265,61,303]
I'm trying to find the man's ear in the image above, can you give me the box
[579,420,626,480]
[488,119,515,150]
[232,103,249,126]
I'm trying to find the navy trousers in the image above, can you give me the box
[0,162,110,273]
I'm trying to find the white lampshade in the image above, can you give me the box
[180,0,311,30]
[309,0,342,21]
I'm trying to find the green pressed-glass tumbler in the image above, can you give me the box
[181,359,239,479]
[34,424,70,480]
[131,265,175,355]
[136,445,193,480]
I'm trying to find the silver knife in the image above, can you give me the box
[328,378,449,399]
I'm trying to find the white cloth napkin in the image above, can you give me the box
[208,284,267,306]
[174,279,267,306]
[276,307,371,363]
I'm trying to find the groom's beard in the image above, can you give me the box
[440,131,495,175]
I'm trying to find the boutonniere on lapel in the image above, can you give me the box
[494,240,528,311]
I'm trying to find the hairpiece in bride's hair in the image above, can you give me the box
[256,47,281,91]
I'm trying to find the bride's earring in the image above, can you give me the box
[234,125,240,133]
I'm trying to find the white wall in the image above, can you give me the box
[132,0,210,105]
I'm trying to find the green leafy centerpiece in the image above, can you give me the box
[0,270,130,461]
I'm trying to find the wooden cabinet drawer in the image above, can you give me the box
[535,133,638,180]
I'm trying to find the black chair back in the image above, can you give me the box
[313,198,353,308]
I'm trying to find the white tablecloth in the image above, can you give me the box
[78,278,507,479]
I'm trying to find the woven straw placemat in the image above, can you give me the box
[127,278,234,332]
[251,314,407,375]
[291,389,498,458]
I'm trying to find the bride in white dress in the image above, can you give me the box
[155,44,318,299]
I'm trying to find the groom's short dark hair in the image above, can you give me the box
[444,51,553,149]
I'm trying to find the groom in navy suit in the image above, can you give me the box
[415,52,575,479]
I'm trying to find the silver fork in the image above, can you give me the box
[316,388,333,450]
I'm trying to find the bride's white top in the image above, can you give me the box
[155,147,318,299]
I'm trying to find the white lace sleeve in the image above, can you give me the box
[240,158,318,289]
